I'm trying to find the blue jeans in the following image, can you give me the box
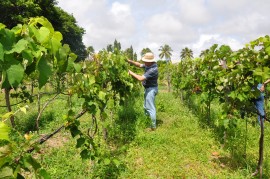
[144,87,158,128]
[254,94,265,125]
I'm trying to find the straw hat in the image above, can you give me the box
[142,52,155,62]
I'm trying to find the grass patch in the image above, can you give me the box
[119,92,270,178]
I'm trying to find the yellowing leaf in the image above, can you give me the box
[24,133,32,140]
[2,112,13,120]
[0,122,10,141]
[20,106,28,114]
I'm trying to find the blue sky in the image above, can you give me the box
[57,0,270,62]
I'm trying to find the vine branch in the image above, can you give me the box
[27,109,87,153]
[35,93,60,133]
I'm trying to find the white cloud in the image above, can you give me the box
[145,13,198,49]
[58,0,136,50]
[57,0,105,22]
[191,34,243,57]
[57,0,270,61]
[146,13,183,32]
[213,13,267,37]
[177,0,212,25]
[110,2,131,18]
[146,13,183,41]
[209,0,256,15]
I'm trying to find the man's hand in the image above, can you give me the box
[261,79,270,92]
[128,70,145,81]
[127,60,143,67]
[128,70,135,76]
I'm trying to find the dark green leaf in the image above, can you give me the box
[80,149,91,160]
[76,137,85,148]
[56,45,69,72]
[6,57,24,87]
[25,61,36,76]
[22,50,34,64]
[17,173,25,179]
[1,71,10,89]
[70,126,81,138]
[24,155,41,171]
[37,56,52,88]
[0,29,15,51]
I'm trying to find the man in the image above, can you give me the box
[127,52,158,130]
[255,79,270,125]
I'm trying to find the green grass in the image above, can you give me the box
[2,88,270,178]
[118,92,261,178]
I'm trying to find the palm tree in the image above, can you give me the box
[159,44,173,92]
[199,49,209,58]
[180,47,193,60]
[159,44,173,63]
[140,48,152,57]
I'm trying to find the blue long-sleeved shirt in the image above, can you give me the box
[142,63,158,88]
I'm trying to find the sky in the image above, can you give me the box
[57,0,270,62]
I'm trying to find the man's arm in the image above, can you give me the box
[260,79,270,91]
[127,60,144,68]
[128,70,145,81]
